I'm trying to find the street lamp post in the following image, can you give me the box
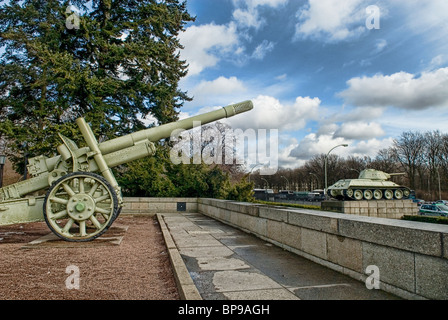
[248,163,265,183]
[325,144,348,200]
[0,155,6,188]
[281,176,289,191]
[261,178,269,190]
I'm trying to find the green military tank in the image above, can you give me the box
[327,169,411,201]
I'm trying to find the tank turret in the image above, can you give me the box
[358,169,405,181]
[327,169,411,201]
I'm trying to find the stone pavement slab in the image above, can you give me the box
[161,212,401,300]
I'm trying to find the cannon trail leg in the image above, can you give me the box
[43,172,119,242]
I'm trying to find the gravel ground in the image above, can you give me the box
[0,215,180,300]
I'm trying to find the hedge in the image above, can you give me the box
[401,215,448,225]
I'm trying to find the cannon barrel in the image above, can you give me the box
[99,100,253,156]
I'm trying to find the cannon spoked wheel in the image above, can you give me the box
[43,172,119,242]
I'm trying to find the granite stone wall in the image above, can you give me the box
[322,200,419,219]
[122,197,198,215]
[197,198,448,300]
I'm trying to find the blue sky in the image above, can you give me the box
[177,0,448,169]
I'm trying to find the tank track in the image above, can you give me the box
[339,187,411,201]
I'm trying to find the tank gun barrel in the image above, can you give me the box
[98,100,253,156]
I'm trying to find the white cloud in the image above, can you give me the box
[278,139,303,169]
[350,138,394,158]
[275,74,287,81]
[333,122,385,140]
[294,0,367,42]
[194,77,247,96]
[233,8,262,29]
[224,95,321,131]
[339,67,448,110]
[396,0,448,45]
[428,54,448,70]
[252,40,275,60]
[179,23,240,77]
[374,39,387,53]
[189,76,248,107]
[289,131,393,161]
[249,0,289,6]
[180,0,289,78]
[289,133,349,160]
[232,0,289,29]
[331,106,385,123]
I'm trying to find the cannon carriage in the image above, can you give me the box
[0,101,253,242]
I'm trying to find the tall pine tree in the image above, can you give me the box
[0,0,194,166]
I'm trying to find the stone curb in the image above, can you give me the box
[156,213,202,301]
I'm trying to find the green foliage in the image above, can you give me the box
[401,215,448,225]
[114,149,177,198]
[226,177,255,202]
[0,0,194,164]
[0,0,253,201]
[116,146,255,202]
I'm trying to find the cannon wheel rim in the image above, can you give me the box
[384,189,394,200]
[43,172,119,242]
[373,189,383,200]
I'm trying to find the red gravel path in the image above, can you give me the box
[0,216,180,300]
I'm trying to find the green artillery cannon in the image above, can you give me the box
[0,101,253,242]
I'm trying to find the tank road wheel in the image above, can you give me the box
[346,189,354,199]
[330,189,340,199]
[384,189,394,200]
[44,172,119,242]
[403,189,411,199]
[363,190,373,200]
[354,190,364,201]
[373,190,383,200]
[394,189,404,200]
